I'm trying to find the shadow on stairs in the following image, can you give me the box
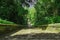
[0,33,60,40]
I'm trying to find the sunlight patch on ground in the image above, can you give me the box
[10,28,60,36]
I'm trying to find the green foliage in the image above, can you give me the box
[27,7,36,25]
[0,0,16,19]
[0,0,60,26]
[0,19,15,24]
[15,0,28,25]
[34,0,60,25]
[54,16,60,23]
[0,0,28,25]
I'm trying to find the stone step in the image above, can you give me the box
[0,33,60,40]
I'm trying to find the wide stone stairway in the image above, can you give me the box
[0,33,60,40]
[0,27,60,40]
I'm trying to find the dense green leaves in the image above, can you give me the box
[0,0,60,26]
[0,0,28,25]
[34,0,60,25]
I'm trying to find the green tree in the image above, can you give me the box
[34,0,55,25]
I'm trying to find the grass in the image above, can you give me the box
[0,19,15,24]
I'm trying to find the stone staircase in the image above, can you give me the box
[0,33,60,40]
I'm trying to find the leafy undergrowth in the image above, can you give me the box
[0,19,15,24]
